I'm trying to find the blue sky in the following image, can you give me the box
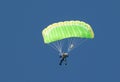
[0,0,120,82]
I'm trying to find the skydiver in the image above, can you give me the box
[59,52,69,65]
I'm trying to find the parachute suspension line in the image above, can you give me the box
[72,38,82,47]
[57,40,63,53]
[59,39,65,54]
[49,38,88,54]
[67,38,88,52]
[78,39,87,46]
[67,38,72,52]
[73,38,88,49]
[49,43,59,52]
[54,41,61,53]
[67,38,72,50]
[49,40,64,54]
[67,38,76,52]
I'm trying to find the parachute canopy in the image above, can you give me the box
[42,20,94,44]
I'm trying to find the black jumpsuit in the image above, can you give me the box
[59,54,68,65]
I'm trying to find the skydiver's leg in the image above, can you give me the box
[64,58,67,65]
[59,58,64,65]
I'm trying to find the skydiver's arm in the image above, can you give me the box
[59,58,64,65]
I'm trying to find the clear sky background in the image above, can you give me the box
[0,0,120,82]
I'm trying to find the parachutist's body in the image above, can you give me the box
[59,53,69,65]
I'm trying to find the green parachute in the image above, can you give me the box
[42,20,94,53]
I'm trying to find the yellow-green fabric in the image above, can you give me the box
[42,20,94,44]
